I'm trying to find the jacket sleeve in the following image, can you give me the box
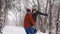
[29,14,35,26]
[37,11,48,16]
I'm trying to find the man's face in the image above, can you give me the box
[32,9,37,13]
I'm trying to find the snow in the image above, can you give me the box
[36,31,48,34]
[2,26,26,34]
[2,26,48,34]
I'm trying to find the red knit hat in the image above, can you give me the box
[26,9,31,12]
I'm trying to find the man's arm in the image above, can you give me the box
[37,11,48,16]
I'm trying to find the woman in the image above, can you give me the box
[24,9,36,34]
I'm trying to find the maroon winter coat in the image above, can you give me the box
[24,13,35,28]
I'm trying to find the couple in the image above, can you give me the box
[24,7,48,34]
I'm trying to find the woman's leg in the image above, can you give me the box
[29,27,35,34]
[25,28,30,34]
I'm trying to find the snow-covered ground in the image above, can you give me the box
[36,31,48,34]
[1,26,48,34]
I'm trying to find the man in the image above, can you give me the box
[31,6,48,33]
[32,8,48,22]
[24,9,36,34]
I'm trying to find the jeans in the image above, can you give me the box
[25,27,34,34]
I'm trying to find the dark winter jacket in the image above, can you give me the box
[32,10,48,22]
[24,13,35,28]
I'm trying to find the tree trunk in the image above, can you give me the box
[37,0,44,32]
[56,7,60,34]
[0,0,1,10]
[49,0,52,34]
[0,0,2,33]
[44,0,48,32]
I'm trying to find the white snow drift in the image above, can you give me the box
[2,26,26,34]
[2,26,48,34]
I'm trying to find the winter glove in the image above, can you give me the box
[32,26,37,33]
[33,28,37,33]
